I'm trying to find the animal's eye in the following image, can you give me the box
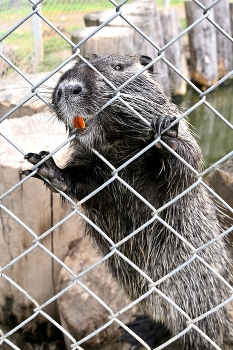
[114,64,123,71]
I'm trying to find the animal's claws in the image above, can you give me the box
[24,153,42,165]
[151,115,179,153]
[117,315,169,349]
[22,151,67,192]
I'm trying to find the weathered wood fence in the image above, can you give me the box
[72,0,233,96]
[185,0,232,88]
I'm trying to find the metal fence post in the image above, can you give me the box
[33,2,43,71]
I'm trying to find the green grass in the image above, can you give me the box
[42,1,113,14]
[0,0,114,19]
[0,28,33,71]
[44,36,69,55]
[0,0,115,74]
[39,51,68,71]
[1,0,186,75]
[0,29,32,43]
[157,0,184,6]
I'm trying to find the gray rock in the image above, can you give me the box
[0,60,76,120]
[205,158,233,253]
[56,231,182,350]
[57,236,135,350]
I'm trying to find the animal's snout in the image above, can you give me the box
[56,82,82,102]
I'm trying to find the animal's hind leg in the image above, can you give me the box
[117,315,169,349]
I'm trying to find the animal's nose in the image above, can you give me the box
[56,83,82,102]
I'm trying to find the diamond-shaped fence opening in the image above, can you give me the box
[0,0,112,76]
[1,0,233,349]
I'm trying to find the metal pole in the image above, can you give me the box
[33,2,43,71]
[163,0,170,7]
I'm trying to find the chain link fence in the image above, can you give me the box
[0,0,112,76]
[1,0,233,349]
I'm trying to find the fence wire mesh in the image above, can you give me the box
[0,0,112,76]
[1,0,233,349]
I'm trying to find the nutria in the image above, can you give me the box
[23,54,233,349]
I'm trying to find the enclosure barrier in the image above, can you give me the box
[1,0,233,349]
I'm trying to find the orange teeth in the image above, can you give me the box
[73,116,85,129]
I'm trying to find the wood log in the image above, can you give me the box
[160,8,189,96]
[0,112,135,349]
[0,73,47,119]
[0,113,79,336]
[148,1,169,92]
[230,3,233,37]
[83,0,159,57]
[71,26,135,57]
[185,0,218,88]
[82,0,169,93]
[84,0,157,27]
[213,0,232,78]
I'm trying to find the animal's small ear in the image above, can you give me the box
[89,53,99,59]
[74,58,81,66]
[139,55,154,72]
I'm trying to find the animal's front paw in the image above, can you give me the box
[152,115,179,153]
[117,315,169,349]
[22,151,67,192]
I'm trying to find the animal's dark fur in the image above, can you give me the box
[28,55,233,349]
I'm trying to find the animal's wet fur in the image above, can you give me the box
[39,54,233,348]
